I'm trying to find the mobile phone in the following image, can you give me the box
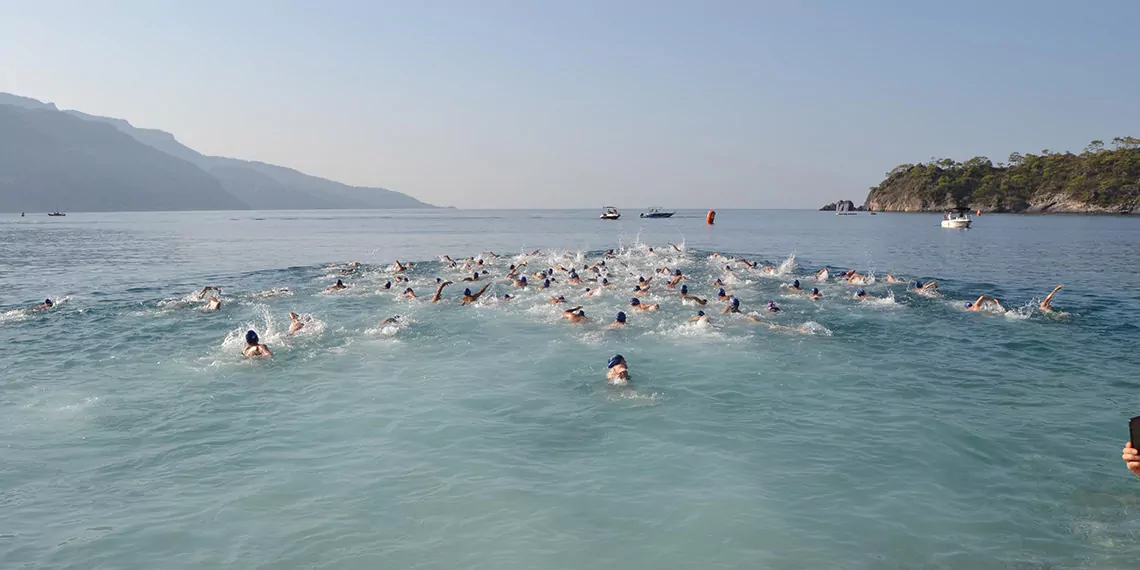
[1130,416,1140,446]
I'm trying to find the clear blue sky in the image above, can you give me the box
[2,0,1137,209]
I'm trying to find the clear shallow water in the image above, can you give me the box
[2,209,1140,569]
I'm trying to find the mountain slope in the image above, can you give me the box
[0,92,435,211]
[0,105,248,212]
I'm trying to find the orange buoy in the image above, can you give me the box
[706,210,716,225]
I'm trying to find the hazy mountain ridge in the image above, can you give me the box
[0,92,436,211]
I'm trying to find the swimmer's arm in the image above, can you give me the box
[473,283,491,300]
[1042,284,1063,305]
[431,281,452,303]
[563,305,583,315]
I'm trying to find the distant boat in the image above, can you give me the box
[941,208,971,229]
[836,201,856,215]
[48,211,66,217]
[639,207,674,219]
[600,206,621,220]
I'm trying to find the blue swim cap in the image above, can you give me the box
[45,298,52,305]
[675,269,682,276]
[464,288,472,296]
[964,302,972,308]
[812,288,819,294]
[504,294,512,299]
[608,354,625,368]
[509,264,515,270]
[585,288,591,292]
[732,298,740,306]
[725,265,731,271]
[336,279,343,286]
[630,298,640,305]
[473,272,478,279]
[857,288,865,296]
[577,310,585,316]
[245,330,259,344]
[914,280,922,288]
[616,311,626,322]
[697,310,705,316]
[718,288,726,296]
[544,279,550,287]
[681,284,688,294]
[793,279,800,287]
[519,276,526,283]
[384,281,391,288]
[639,276,646,282]
[602,278,609,284]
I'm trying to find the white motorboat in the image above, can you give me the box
[599,206,621,220]
[941,209,972,229]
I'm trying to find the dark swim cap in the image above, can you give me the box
[675,269,682,276]
[473,272,478,279]
[607,354,625,368]
[544,279,550,287]
[857,288,865,296]
[245,330,259,344]
[602,278,609,284]
[336,279,343,286]
[639,276,646,282]
[577,310,585,316]
[616,311,626,322]
[732,298,740,306]
[812,288,819,294]
[964,302,973,308]
[585,288,591,292]
[718,288,726,296]
[793,279,800,287]
[45,298,53,305]
[697,310,705,316]
[384,281,391,288]
[914,280,922,288]
[630,298,640,306]
[681,284,688,294]
[464,288,472,296]
[519,276,527,283]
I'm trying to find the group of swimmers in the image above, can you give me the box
[183,248,1065,387]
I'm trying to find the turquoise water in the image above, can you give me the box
[3,210,1139,569]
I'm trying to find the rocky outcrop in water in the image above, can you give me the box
[864,141,1140,214]
[819,200,860,212]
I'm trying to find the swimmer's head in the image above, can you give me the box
[556,295,565,302]
[856,288,866,296]
[697,310,705,317]
[577,310,585,316]
[404,287,413,293]
[616,311,626,323]
[718,288,726,296]
[464,288,472,296]
[473,272,478,279]
[585,288,591,292]
[482,270,488,275]
[504,294,512,299]
[44,298,53,306]
[602,278,609,284]
[630,298,640,306]
[544,279,550,287]
[914,280,922,289]
[608,354,625,368]
[384,281,391,288]
[245,330,259,345]
[675,269,682,276]
[519,276,527,283]
[732,298,740,307]
[811,287,820,295]
[509,264,516,270]
[681,284,688,294]
[639,276,646,283]
[792,279,800,288]
[725,265,731,271]
[436,277,442,283]
[336,279,344,286]
[964,302,973,308]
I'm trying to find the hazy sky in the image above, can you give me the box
[2,0,1138,209]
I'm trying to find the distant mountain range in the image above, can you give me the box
[0,92,436,212]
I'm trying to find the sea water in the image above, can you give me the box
[2,210,1139,569]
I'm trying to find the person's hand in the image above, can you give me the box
[1122,442,1140,477]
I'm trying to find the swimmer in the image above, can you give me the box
[711,278,726,287]
[668,242,683,252]
[482,250,500,259]
[611,311,627,327]
[204,295,222,311]
[551,295,566,304]
[679,284,708,305]
[766,301,781,313]
[506,264,519,278]
[722,297,741,314]
[34,298,55,311]
[735,258,758,269]
[629,297,659,311]
[789,279,802,291]
[532,269,549,280]
[601,278,615,289]
[403,287,416,299]
[666,269,685,288]
[431,280,453,303]
[606,354,629,384]
[340,268,355,276]
[561,306,588,323]
[348,261,361,267]
[528,249,541,256]
[288,312,305,335]
[846,272,867,284]
[964,296,1003,312]
[854,288,867,300]
[392,260,408,273]
[912,280,939,293]
[690,310,709,323]
[326,279,347,292]
[885,274,902,283]
[810,287,822,301]
[242,330,272,358]
[584,287,600,297]
[461,284,490,305]
[1040,284,1063,313]
[513,276,528,288]
[815,268,830,281]
[716,288,730,301]
[723,265,736,276]
[380,315,401,325]
[462,272,480,282]
[382,281,392,290]
[502,294,513,302]
[568,272,582,285]
[538,279,552,290]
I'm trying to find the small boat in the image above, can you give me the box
[941,208,971,229]
[48,212,66,217]
[599,206,621,220]
[640,207,674,219]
